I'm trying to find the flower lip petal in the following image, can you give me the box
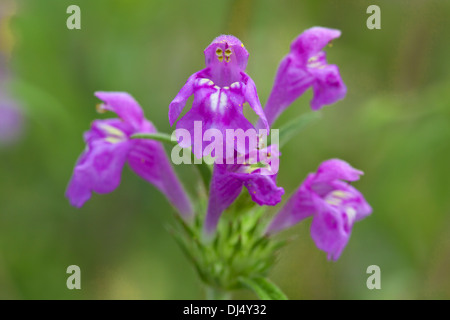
[309,64,347,110]
[310,193,349,261]
[95,92,144,130]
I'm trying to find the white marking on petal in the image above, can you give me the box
[197,78,210,86]
[97,123,125,138]
[209,90,220,112]
[105,137,124,144]
[230,82,240,89]
[346,207,357,222]
[331,190,351,199]
[326,197,342,206]
[209,88,228,114]
[218,91,227,114]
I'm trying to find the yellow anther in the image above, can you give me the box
[215,47,223,56]
[96,103,107,114]
[225,48,232,57]
[218,55,223,62]
[225,56,230,62]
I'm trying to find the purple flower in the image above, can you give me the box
[0,94,24,147]
[267,159,371,261]
[169,35,269,158]
[262,27,347,127]
[204,146,284,235]
[66,92,193,220]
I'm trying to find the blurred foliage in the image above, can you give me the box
[0,0,449,299]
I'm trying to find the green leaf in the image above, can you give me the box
[131,132,177,145]
[275,111,321,148]
[239,276,288,300]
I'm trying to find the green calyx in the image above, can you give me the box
[168,192,287,298]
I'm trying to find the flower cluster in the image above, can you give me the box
[66,27,372,295]
[66,92,193,219]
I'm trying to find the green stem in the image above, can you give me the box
[205,286,232,300]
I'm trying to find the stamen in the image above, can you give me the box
[224,48,232,63]
[96,103,107,114]
[216,47,223,62]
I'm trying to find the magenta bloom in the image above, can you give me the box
[263,27,347,126]
[169,35,269,158]
[205,146,284,235]
[66,92,193,220]
[267,159,371,260]
[0,96,23,147]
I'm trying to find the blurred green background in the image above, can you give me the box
[1,0,449,299]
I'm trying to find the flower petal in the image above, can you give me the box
[84,119,132,147]
[168,70,205,126]
[260,55,314,127]
[328,181,373,221]
[204,35,249,70]
[235,172,284,206]
[204,164,244,235]
[176,86,255,159]
[310,195,350,261]
[127,122,193,220]
[95,92,144,130]
[314,159,364,183]
[266,174,316,234]
[242,73,269,131]
[290,27,341,63]
[66,139,130,208]
[309,64,346,110]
